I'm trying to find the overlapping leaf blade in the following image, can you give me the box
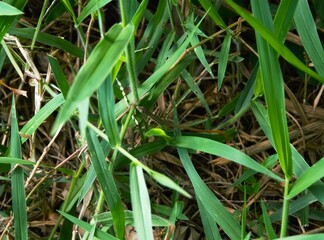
[251,0,292,178]
[52,23,134,133]
[86,128,125,239]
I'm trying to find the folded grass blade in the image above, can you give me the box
[197,198,221,240]
[251,0,292,178]
[98,75,121,147]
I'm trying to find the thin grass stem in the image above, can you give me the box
[280,177,290,238]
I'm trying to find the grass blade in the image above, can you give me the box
[58,211,119,240]
[47,55,70,98]
[98,75,121,147]
[294,0,324,76]
[52,23,134,134]
[198,0,226,28]
[178,148,241,239]
[20,94,65,144]
[261,201,277,239]
[86,128,125,239]
[218,33,232,89]
[287,157,324,199]
[130,163,154,240]
[10,96,28,240]
[0,0,26,42]
[251,0,292,178]
[76,0,112,26]
[197,198,221,240]
[9,28,84,58]
[0,2,23,16]
[0,157,35,165]
[224,0,324,83]
[170,136,283,182]
[251,100,324,206]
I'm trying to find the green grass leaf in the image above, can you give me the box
[198,0,226,28]
[170,136,283,182]
[52,23,133,134]
[86,128,125,239]
[218,33,232,89]
[275,234,324,240]
[20,94,65,144]
[47,55,70,98]
[76,0,112,26]
[8,28,84,58]
[130,163,154,240]
[98,76,121,147]
[95,210,170,227]
[261,201,277,239]
[287,157,324,199]
[251,0,292,178]
[10,96,28,240]
[251,100,324,205]
[178,148,241,240]
[0,157,35,165]
[225,0,324,83]
[294,0,324,77]
[0,0,26,42]
[58,211,119,240]
[0,2,23,16]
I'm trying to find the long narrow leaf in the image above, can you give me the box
[98,75,121,147]
[177,148,241,240]
[76,0,112,26]
[0,2,23,16]
[52,23,134,134]
[170,136,283,182]
[130,163,154,240]
[47,55,70,98]
[287,157,324,199]
[224,0,324,83]
[58,211,118,240]
[8,28,84,58]
[10,96,28,240]
[294,0,324,77]
[251,0,292,178]
[86,128,125,239]
[218,33,232,89]
[251,100,324,206]
[20,94,65,144]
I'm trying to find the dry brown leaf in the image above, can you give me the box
[0,79,27,97]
